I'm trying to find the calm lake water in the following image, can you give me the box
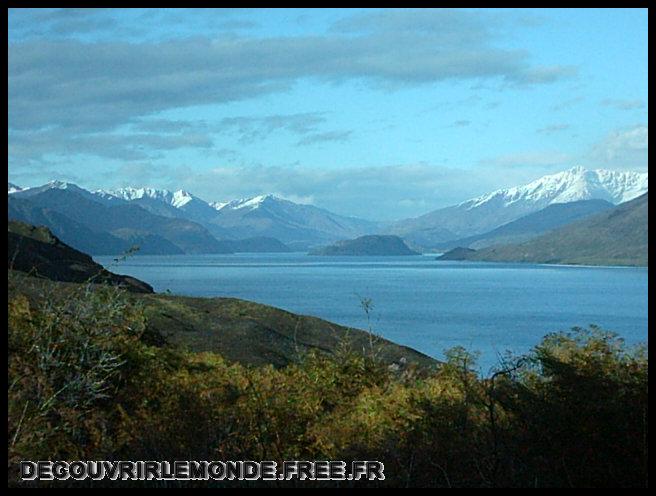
[95,253,648,372]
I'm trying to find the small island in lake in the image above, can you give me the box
[436,246,477,261]
[310,235,420,256]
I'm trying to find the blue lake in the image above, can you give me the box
[95,253,648,372]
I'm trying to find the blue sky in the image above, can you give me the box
[8,8,648,220]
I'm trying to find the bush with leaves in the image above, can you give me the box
[8,282,147,466]
[493,326,648,487]
[7,278,648,488]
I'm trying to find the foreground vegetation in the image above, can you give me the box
[8,278,648,487]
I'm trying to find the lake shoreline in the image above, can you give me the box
[95,253,648,372]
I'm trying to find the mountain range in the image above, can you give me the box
[204,194,381,250]
[437,192,648,267]
[9,187,232,255]
[94,187,223,226]
[8,183,382,254]
[97,187,382,245]
[8,166,648,256]
[433,198,615,251]
[388,167,647,247]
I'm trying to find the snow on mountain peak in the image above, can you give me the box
[171,190,193,208]
[8,182,22,194]
[97,186,192,207]
[15,180,89,195]
[39,180,79,190]
[106,186,172,201]
[463,167,647,210]
[221,194,278,211]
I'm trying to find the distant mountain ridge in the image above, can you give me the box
[96,187,222,225]
[100,187,198,207]
[8,182,22,194]
[9,166,647,254]
[9,188,233,255]
[8,196,149,255]
[437,193,648,267]
[463,166,646,207]
[207,194,382,250]
[8,181,379,253]
[9,187,231,253]
[389,167,648,246]
[98,189,381,245]
[434,199,615,251]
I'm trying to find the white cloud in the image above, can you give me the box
[9,9,576,135]
[536,123,570,134]
[601,98,645,110]
[588,124,648,170]
[479,150,572,170]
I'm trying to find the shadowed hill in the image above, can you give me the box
[9,196,184,255]
[141,293,436,368]
[8,220,154,293]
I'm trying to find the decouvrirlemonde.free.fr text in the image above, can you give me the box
[21,460,385,481]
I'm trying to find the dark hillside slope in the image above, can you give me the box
[8,220,153,293]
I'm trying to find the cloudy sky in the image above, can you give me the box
[8,8,648,220]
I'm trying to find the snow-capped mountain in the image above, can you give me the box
[390,167,648,246]
[8,182,22,194]
[99,187,195,208]
[11,179,73,195]
[8,182,234,255]
[219,194,278,211]
[9,181,381,249]
[463,166,647,210]
[11,166,643,251]
[11,180,114,204]
[94,186,221,224]
[208,194,381,249]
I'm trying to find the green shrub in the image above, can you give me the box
[8,282,648,488]
[8,283,146,464]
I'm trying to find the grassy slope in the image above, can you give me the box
[9,271,438,370]
[7,220,436,369]
[7,220,57,243]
